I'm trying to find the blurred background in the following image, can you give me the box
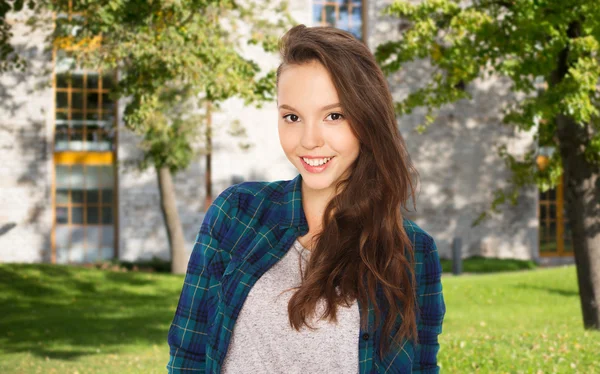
[0,0,599,373]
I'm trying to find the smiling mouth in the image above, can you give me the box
[300,156,334,166]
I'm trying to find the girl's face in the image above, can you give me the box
[277,60,360,194]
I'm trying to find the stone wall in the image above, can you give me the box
[0,11,54,262]
[366,0,539,260]
[0,0,543,264]
[116,0,314,263]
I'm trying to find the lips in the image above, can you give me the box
[300,156,334,166]
[299,156,334,173]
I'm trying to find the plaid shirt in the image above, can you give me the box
[167,173,446,373]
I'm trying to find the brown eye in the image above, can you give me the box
[326,113,344,121]
[283,114,299,123]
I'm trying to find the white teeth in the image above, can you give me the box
[302,157,332,166]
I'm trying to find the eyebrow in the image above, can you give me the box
[278,103,342,112]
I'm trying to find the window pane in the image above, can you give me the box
[93,130,113,151]
[72,189,84,203]
[72,92,84,110]
[56,73,70,88]
[56,207,68,224]
[88,190,99,203]
[102,74,114,90]
[87,91,100,111]
[99,166,114,189]
[56,91,68,109]
[56,111,68,122]
[325,5,336,26]
[549,221,556,240]
[85,166,100,189]
[338,5,349,29]
[101,206,113,224]
[70,165,84,188]
[88,73,99,89]
[56,189,69,204]
[55,134,69,151]
[69,130,84,151]
[56,226,70,264]
[72,111,84,124]
[72,73,84,89]
[70,227,85,263]
[313,4,323,24]
[102,92,114,112]
[350,5,362,39]
[72,207,84,224]
[102,189,113,204]
[86,111,100,121]
[87,206,99,224]
[101,226,114,260]
[85,226,100,262]
[56,165,70,188]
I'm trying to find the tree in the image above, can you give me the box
[374,0,600,328]
[37,0,294,273]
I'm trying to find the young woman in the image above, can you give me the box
[167,24,446,373]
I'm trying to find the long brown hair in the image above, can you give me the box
[276,24,420,360]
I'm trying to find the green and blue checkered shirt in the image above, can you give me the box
[167,173,446,373]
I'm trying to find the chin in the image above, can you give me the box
[299,172,336,190]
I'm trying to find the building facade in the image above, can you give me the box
[0,0,573,266]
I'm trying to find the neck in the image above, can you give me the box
[301,180,336,233]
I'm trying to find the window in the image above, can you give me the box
[54,51,116,152]
[52,3,118,264]
[539,174,573,256]
[313,0,365,41]
[54,162,115,263]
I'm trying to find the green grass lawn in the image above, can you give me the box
[0,263,598,373]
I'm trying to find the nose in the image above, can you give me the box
[300,119,324,149]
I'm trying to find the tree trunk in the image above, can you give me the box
[555,114,600,329]
[156,165,188,274]
[550,20,600,329]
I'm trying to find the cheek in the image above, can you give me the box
[278,124,296,154]
[330,128,360,156]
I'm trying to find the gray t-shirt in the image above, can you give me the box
[222,239,360,373]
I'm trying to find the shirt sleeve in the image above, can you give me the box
[412,235,446,373]
[166,184,239,373]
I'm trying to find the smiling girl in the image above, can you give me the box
[167,24,446,374]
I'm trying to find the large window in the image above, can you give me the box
[539,174,573,256]
[54,161,115,263]
[52,6,118,264]
[313,0,365,41]
[54,57,116,152]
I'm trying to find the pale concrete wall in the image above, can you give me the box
[116,0,314,263]
[0,11,54,263]
[366,0,539,261]
[0,0,542,264]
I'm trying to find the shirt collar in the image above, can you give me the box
[278,173,309,235]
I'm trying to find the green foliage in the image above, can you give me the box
[32,0,294,172]
[439,255,537,273]
[376,0,600,225]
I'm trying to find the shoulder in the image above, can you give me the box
[233,180,287,199]
[229,179,290,210]
[402,217,436,254]
[220,180,289,224]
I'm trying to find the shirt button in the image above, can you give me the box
[362,333,370,341]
